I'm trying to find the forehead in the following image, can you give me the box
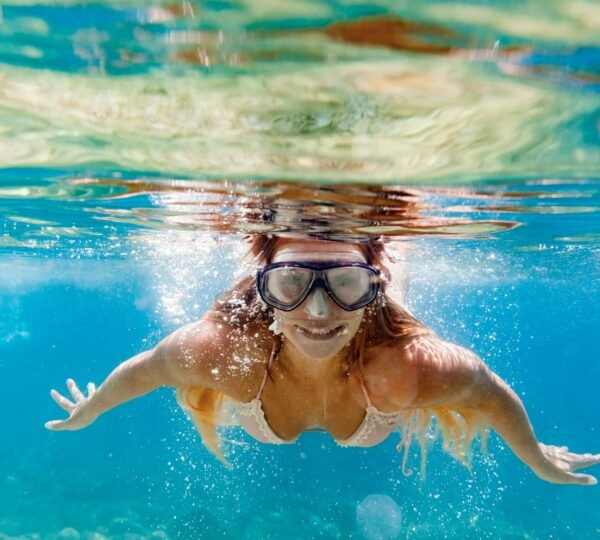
[273,240,366,263]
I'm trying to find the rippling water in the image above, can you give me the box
[0,1,599,254]
[1,1,599,539]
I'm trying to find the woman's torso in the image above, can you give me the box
[198,311,411,445]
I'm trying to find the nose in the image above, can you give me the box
[305,288,330,318]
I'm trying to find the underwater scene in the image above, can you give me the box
[0,0,599,538]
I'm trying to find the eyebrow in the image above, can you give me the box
[273,251,366,262]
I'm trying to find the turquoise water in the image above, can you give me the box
[0,1,599,538]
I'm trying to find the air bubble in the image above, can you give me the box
[356,494,402,540]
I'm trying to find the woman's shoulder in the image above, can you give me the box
[362,333,428,366]
[360,333,485,408]
[362,332,469,373]
[184,307,275,362]
[202,306,273,345]
[160,311,274,399]
[354,336,421,406]
[204,313,275,400]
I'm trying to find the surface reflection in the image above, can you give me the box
[2,175,598,256]
[67,177,520,240]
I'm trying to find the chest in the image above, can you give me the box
[256,371,370,441]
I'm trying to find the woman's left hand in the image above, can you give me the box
[535,443,600,485]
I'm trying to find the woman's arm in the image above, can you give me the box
[45,318,240,431]
[383,337,600,485]
[474,369,600,485]
[45,347,164,431]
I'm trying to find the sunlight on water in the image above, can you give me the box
[135,231,246,326]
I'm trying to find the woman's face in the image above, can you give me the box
[270,240,367,361]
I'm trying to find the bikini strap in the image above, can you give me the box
[256,339,279,399]
[359,377,373,408]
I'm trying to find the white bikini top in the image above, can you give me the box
[236,342,404,447]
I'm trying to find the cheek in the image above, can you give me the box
[340,310,365,334]
[273,311,295,330]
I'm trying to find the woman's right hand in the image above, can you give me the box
[45,378,99,431]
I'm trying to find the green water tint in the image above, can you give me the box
[0,0,598,250]
[0,57,597,183]
[0,0,599,184]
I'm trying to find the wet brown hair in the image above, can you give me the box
[178,235,486,474]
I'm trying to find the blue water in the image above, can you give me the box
[1,1,599,538]
[1,239,598,538]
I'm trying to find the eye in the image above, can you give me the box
[326,267,372,305]
[264,267,312,303]
[328,270,360,286]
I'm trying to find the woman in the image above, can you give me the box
[45,235,599,485]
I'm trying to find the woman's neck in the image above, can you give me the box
[277,339,352,386]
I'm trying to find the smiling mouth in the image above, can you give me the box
[296,325,345,340]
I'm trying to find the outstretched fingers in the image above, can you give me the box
[561,450,600,484]
[570,453,600,471]
[67,378,84,401]
[50,389,75,412]
[539,444,600,485]
[567,472,598,486]
[45,419,68,431]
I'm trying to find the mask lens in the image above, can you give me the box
[263,266,313,307]
[325,267,375,307]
